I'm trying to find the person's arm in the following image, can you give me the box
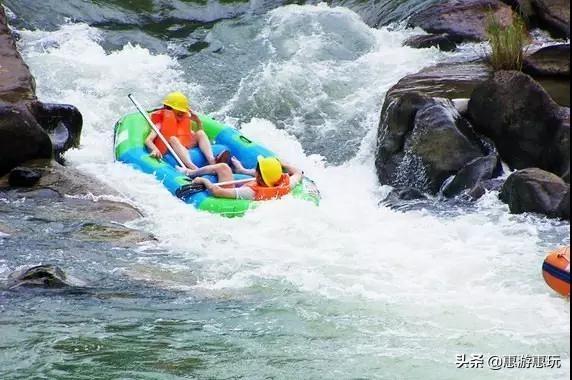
[282,162,303,189]
[189,111,203,131]
[145,129,162,158]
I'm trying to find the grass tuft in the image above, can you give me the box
[486,13,529,71]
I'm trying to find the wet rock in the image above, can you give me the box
[501,1,536,20]
[499,168,570,219]
[0,8,83,174]
[0,103,53,176]
[6,265,75,289]
[394,187,428,201]
[376,94,492,194]
[532,0,570,38]
[404,33,457,51]
[8,167,42,187]
[0,6,35,103]
[468,71,570,181]
[381,186,428,210]
[73,222,156,247]
[386,62,493,102]
[441,154,501,197]
[524,44,570,77]
[28,101,83,163]
[409,0,514,42]
[1,161,144,224]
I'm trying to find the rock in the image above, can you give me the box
[0,103,53,176]
[28,101,83,163]
[502,1,536,20]
[386,62,493,102]
[524,44,570,77]
[0,8,83,174]
[468,71,570,181]
[532,0,570,38]
[408,0,514,43]
[6,265,79,289]
[381,186,428,211]
[394,187,428,201]
[441,154,501,197]
[1,161,144,224]
[73,222,156,247]
[557,187,570,220]
[404,34,457,51]
[499,168,570,219]
[376,94,492,194]
[0,6,35,103]
[8,167,42,187]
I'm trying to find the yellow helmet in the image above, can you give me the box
[162,92,189,113]
[257,156,283,187]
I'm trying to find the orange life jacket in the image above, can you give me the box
[151,109,194,155]
[245,174,291,201]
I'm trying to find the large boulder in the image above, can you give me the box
[0,103,53,176]
[408,0,514,43]
[524,44,571,77]
[376,93,493,194]
[468,71,570,181]
[386,62,493,103]
[0,7,83,175]
[0,6,35,103]
[500,168,570,219]
[532,0,570,38]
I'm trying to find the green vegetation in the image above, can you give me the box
[486,13,529,71]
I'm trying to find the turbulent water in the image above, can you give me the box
[1,1,570,379]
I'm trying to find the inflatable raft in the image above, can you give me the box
[113,111,320,217]
[542,246,570,297]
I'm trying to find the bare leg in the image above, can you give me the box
[169,136,196,169]
[185,163,234,186]
[195,130,216,165]
[231,156,256,176]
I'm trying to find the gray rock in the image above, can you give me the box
[0,9,83,174]
[524,44,570,77]
[409,0,514,42]
[404,34,457,51]
[376,95,491,194]
[8,167,42,187]
[499,168,570,219]
[0,103,53,176]
[386,62,493,102]
[468,71,570,181]
[442,154,501,197]
[532,0,570,38]
[6,264,83,289]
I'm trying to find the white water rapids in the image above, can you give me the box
[14,4,570,379]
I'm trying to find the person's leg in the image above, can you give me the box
[169,136,196,169]
[195,130,216,165]
[185,163,234,185]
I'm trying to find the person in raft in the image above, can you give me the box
[188,156,303,200]
[144,91,229,176]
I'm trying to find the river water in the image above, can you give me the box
[1,1,570,379]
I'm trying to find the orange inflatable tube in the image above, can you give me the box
[542,246,570,297]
